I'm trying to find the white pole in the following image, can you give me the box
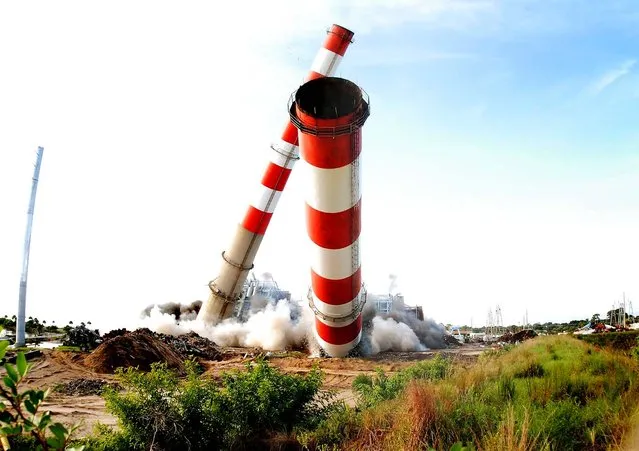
[16,146,44,347]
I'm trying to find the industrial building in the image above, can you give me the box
[233,273,292,321]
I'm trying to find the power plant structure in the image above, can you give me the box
[16,146,44,348]
[234,273,292,321]
[198,24,356,327]
[290,77,370,357]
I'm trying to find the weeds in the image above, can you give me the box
[352,354,451,408]
[339,336,639,450]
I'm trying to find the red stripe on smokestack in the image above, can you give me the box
[261,163,292,191]
[290,76,370,357]
[311,267,362,305]
[315,314,362,345]
[324,25,354,56]
[241,207,272,235]
[306,201,361,250]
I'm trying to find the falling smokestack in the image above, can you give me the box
[198,25,355,324]
[289,77,370,357]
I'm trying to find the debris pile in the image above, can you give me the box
[156,331,222,361]
[54,378,121,396]
[85,329,186,374]
[443,335,463,347]
[498,329,538,343]
[102,328,128,341]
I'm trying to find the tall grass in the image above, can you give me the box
[306,336,639,451]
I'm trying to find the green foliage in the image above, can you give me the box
[86,357,329,450]
[63,325,101,352]
[0,340,84,450]
[341,336,639,450]
[0,318,16,333]
[575,330,639,353]
[297,402,361,450]
[352,354,451,408]
[514,361,545,378]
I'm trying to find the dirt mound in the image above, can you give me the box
[54,378,121,396]
[85,329,185,374]
[498,329,537,343]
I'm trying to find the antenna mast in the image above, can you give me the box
[16,146,44,347]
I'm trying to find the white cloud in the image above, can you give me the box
[589,59,637,95]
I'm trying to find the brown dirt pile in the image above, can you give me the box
[85,329,185,374]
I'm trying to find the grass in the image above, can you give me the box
[54,345,83,352]
[302,335,639,451]
[575,330,639,353]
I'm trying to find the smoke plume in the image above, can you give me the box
[386,295,446,349]
[141,300,202,321]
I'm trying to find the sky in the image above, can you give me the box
[1,0,638,331]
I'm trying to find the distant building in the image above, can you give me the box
[234,273,291,320]
[372,293,424,320]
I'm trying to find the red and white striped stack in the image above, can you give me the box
[290,77,370,357]
[242,24,355,236]
[198,25,355,323]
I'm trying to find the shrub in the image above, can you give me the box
[296,403,360,450]
[87,357,328,450]
[0,340,83,450]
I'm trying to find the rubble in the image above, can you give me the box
[443,335,463,347]
[54,378,121,396]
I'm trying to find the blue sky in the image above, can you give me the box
[1,1,638,331]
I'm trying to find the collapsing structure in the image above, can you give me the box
[289,77,370,357]
[197,24,375,357]
[198,25,355,325]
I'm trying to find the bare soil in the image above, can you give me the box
[6,343,487,438]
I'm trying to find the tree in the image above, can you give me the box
[591,314,600,325]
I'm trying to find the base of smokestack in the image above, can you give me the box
[198,290,238,325]
[314,330,361,358]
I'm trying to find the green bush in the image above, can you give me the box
[85,357,329,450]
[0,340,83,450]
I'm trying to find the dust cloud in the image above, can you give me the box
[138,290,446,356]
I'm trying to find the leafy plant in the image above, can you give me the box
[63,325,101,352]
[0,340,83,450]
[87,357,329,450]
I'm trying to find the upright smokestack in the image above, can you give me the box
[198,25,355,324]
[16,146,44,347]
[289,77,370,357]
